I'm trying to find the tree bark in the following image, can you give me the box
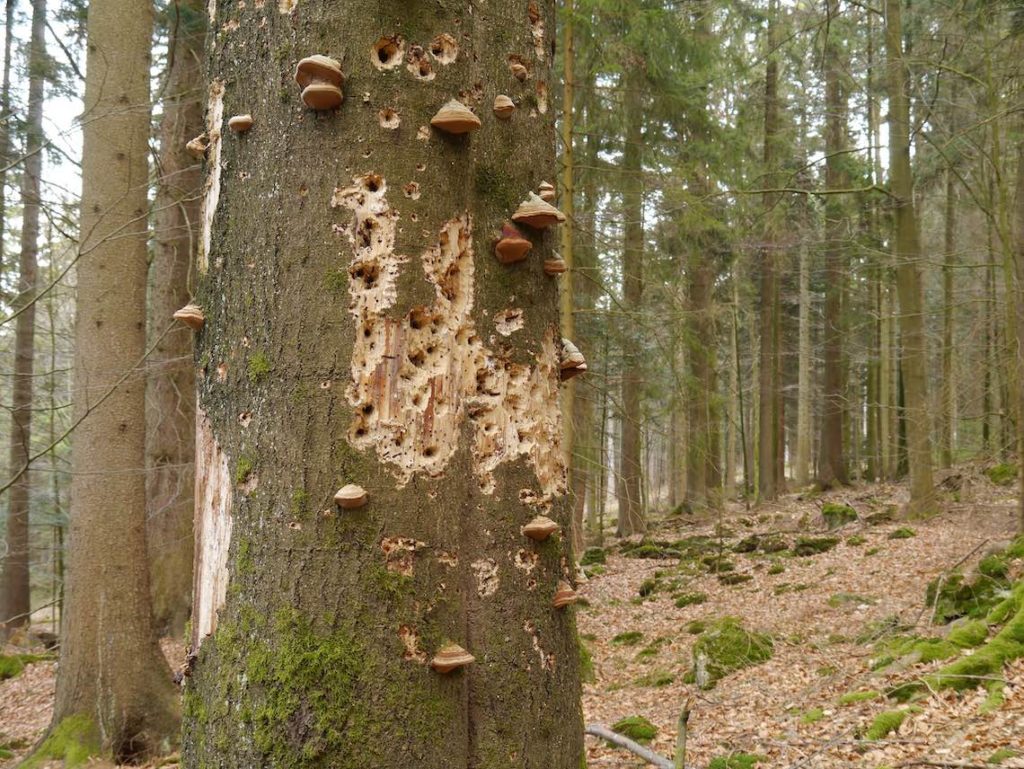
[794,240,811,487]
[0,0,16,283]
[1014,139,1024,531]
[818,0,847,488]
[1,0,44,637]
[940,165,956,469]
[146,0,205,638]
[884,0,935,515]
[617,59,646,536]
[43,0,180,760]
[183,2,584,767]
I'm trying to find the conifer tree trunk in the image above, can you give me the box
[818,0,847,488]
[940,165,956,469]
[884,0,935,515]
[0,0,16,283]
[794,241,811,487]
[758,0,780,501]
[0,0,44,636]
[617,59,646,536]
[40,0,180,760]
[1014,139,1024,530]
[184,1,583,766]
[147,0,205,638]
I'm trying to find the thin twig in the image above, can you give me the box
[584,724,674,769]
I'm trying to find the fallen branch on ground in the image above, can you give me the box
[584,723,674,769]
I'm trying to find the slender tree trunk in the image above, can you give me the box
[183,1,584,766]
[818,0,847,488]
[0,0,16,283]
[617,60,646,536]
[42,0,180,760]
[0,0,45,637]
[794,240,811,487]
[758,0,781,502]
[1014,139,1024,530]
[940,166,956,468]
[147,0,205,638]
[884,0,935,515]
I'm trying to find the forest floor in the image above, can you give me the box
[0,462,1022,768]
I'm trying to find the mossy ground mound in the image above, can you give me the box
[580,547,606,566]
[865,709,907,740]
[610,715,657,744]
[0,652,52,680]
[986,462,1018,487]
[793,537,839,556]
[708,752,766,769]
[692,617,773,689]
[822,503,858,530]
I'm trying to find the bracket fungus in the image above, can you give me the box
[294,55,344,110]
[430,643,475,673]
[560,338,587,381]
[494,222,532,264]
[186,133,210,159]
[334,483,368,509]
[430,99,481,135]
[512,193,566,229]
[493,94,515,119]
[227,114,254,132]
[173,303,205,330]
[552,580,579,609]
[537,180,556,202]
[522,514,559,541]
[543,253,567,275]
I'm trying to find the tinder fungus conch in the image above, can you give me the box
[494,222,532,264]
[544,253,567,275]
[512,193,566,229]
[537,180,556,202]
[227,114,254,133]
[560,338,587,381]
[493,94,515,119]
[185,133,209,159]
[552,581,578,609]
[334,483,368,509]
[173,304,205,330]
[522,515,559,541]
[294,55,344,110]
[430,643,475,673]
[430,99,481,135]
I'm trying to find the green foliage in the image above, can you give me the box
[20,713,101,768]
[846,535,866,546]
[800,707,824,724]
[767,561,785,575]
[865,710,907,740]
[793,537,839,556]
[611,630,644,646]
[838,690,879,706]
[986,463,1018,486]
[635,638,669,660]
[685,619,706,634]
[0,652,52,680]
[822,503,858,530]
[580,547,606,566]
[637,578,659,597]
[610,715,657,744]
[708,753,765,769]
[692,617,773,689]
[926,570,1008,624]
[986,748,1020,764]
[888,527,916,540]
[674,591,707,608]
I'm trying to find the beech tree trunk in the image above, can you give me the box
[0,0,16,282]
[183,2,583,767]
[940,166,956,469]
[794,241,811,487]
[617,59,646,536]
[884,0,935,515]
[1014,139,1024,530]
[818,0,847,488]
[147,0,205,638]
[42,0,180,760]
[0,0,44,637]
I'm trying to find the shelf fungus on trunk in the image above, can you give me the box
[493,94,515,119]
[173,303,205,330]
[512,192,565,229]
[227,114,254,132]
[334,483,368,509]
[543,253,566,275]
[430,98,482,135]
[494,221,532,264]
[186,132,209,159]
[537,180,556,202]
[294,54,345,110]
[522,514,559,541]
[552,580,578,609]
[430,643,475,673]
[559,338,587,381]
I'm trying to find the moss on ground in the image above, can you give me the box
[888,527,917,540]
[634,670,675,687]
[580,547,606,566]
[800,707,824,724]
[708,752,766,769]
[719,572,753,586]
[822,503,858,530]
[620,540,682,560]
[926,570,1008,624]
[674,591,708,608]
[846,534,866,546]
[610,715,657,744]
[986,747,1020,764]
[692,617,773,689]
[986,462,1017,486]
[865,709,907,740]
[793,537,839,557]
[20,713,101,768]
[946,618,988,648]
[0,652,52,680]
[838,690,879,705]
[611,631,644,646]
[685,619,707,635]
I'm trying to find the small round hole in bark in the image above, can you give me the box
[372,36,405,70]
[429,33,458,64]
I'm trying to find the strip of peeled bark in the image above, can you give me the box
[184,2,583,767]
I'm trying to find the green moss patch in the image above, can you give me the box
[767,561,785,575]
[611,631,644,646]
[635,637,669,660]
[20,713,101,769]
[610,715,657,744]
[865,709,907,740]
[827,593,876,608]
[793,537,839,557]
[846,534,866,546]
[708,752,766,769]
[987,748,1020,764]
[580,547,606,566]
[692,617,773,689]
[247,351,271,383]
[621,540,682,560]
[838,690,879,706]
[986,462,1018,486]
[579,640,596,684]
[822,502,858,530]
[800,707,825,724]
[719,572,753,586]
[635,671,675,687]
[673,591,708,608]
[685,619,707,635]
[927,570,1009,624]
[946,618,989,648]
[0,652,52,680]
[888,527,917,540]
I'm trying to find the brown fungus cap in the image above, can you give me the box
[430,99,481,135]
[173,303,205,330]
[430,643,475,673]
[494,222,532,264]
[512,192,566,229]
[334,483,368,509]
[521,515,559,541]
